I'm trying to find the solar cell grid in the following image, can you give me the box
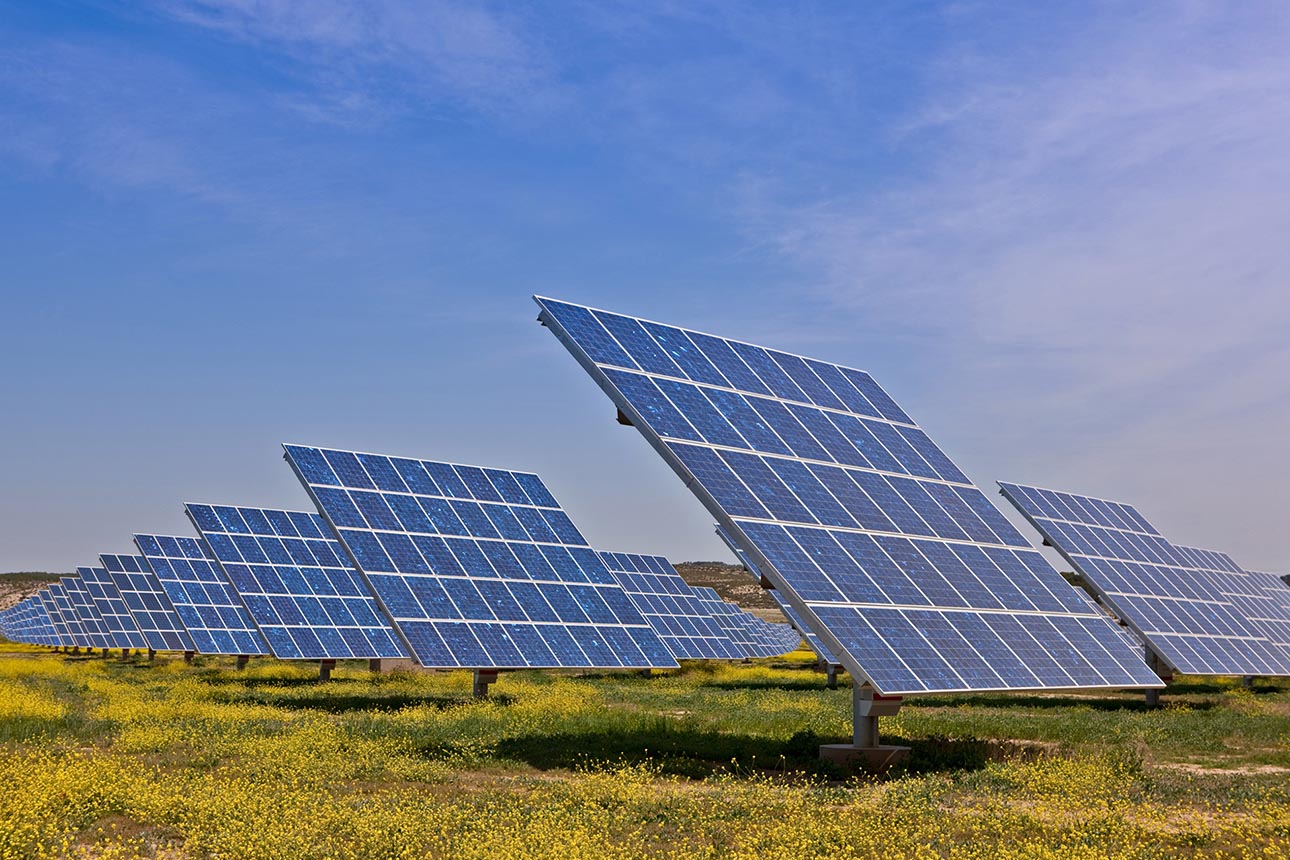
[599,551,741,660]
[285,444,678,670]
[100,553,194,652]
[64,575,115,649]
[133,535,267,656]
[45,582,88,648]
[537,297,1162,694]
[1247,571,1290,652]
[78,566,148,650]
[999,483,1290,677]
[186,503,409,661]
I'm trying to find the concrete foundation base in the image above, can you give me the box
[473,668,499,698]
[319,659,336,681]
[819,743,911,772]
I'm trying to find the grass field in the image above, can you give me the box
[0,643,1287,859]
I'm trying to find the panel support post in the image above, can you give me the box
[1144,648,1171,708]
[101,648,110,658]
[368,659,382,673]
[319,659,336,681]
[147,649,156,662]
[473,669,499,699]
[121,649,131,660]
[183,651,195,664]
[819,685,910,773]
[825,663,839,690]
[1241,675,1255,689]
[235,655,249,670]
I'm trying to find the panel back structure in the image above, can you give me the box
[186,504,409,661]
[716,523,838,664]
[599,551,741,660]
[78,566,148,650]
[998,483,1290,676]
[100,554,195,653]
[63,576,115,649]
[134,535,268,656]
[284,444,677,670]
[536,297,1162,694]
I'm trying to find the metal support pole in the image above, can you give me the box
[819,685,909,770]
[1145,688,1160,708]
[473,669,499,699]
[183,651,195,664]
[101,648,110,658]
[121,649,131,660]
[825,663,839,690]
[1242,675,1255,689]
[147,648,156,661]
[368,658,382,673]
[319,659,336,681]
[1144,647,1171,707]
[235,655,249,670]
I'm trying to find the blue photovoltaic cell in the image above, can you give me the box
[716,523,837,665]
[28,595,59,646]
[133,535,268,656]
[78,566,148,650]
[186,504,409,661]
[1174,547,1290,670]
[0,597,57,645]
[690,586,799,657]
[100,554,195,653]
[599,551,741,660]
[999,483,1290,677]
[536,297,1162,694]
[64,575,115,649]
[284,444,677,670]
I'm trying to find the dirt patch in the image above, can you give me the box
[674,562,782,613]
[0,573,66,611]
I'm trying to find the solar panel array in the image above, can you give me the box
[285,445,677,670]
[1247,571,1290,652]
[41,584,77,647]
[78,566,148,650]
[716,523,839,665]
[100,553,195,652]
[690,587,800,657]
[599,551,742,660]
[998,483,1290,677]
[1176,547,1290,665]
[536,296,1163,695]
[187,504,409,661]
[0,598,57,645]
[134,535,268,656]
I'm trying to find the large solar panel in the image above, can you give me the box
[285,444,678,670]
[134,535,268,656]
[186,504,409,661]
[716,523,838,664]
[100,553,195,652]
[64,576,115,649]
[78,566,149,650]
[599,551,742,660]
[536,297,1162,694]
[999,483,1290,677]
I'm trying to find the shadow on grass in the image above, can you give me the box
[488,726,1045,781]
[210,690,510,713]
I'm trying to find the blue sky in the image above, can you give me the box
[1,1,1287,573]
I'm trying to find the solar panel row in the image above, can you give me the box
[998,483,1290,677]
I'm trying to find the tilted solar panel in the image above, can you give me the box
[45,582,88,647]
[133,535,268,656]
[100,553,194,653]
[999,483,1290,677]
[284,444,678,670]
[64,575,115,649]
[1247,571,1290,652]
[78,566,148,650]
[536,297,1162,694]
[186,504,409,661]
[599,551,741,660]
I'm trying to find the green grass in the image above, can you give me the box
[0,645,1287,858]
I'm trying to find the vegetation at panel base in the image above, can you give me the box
[0,645,1287,858]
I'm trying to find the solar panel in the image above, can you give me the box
[999,483,1290,677]
[1175,547,1290,666]
[1247,571,1290,652]
[536,297,1162,694]
[133,535,268,656]
[100,553,195,652]
[186,504,410,661]
[78,566,149,650]
[64,576,116,649]
[45,582,90,647]
[716,523,838,664]
[285,444,678,670]
[689,586,794,657]
[599,551,742,660]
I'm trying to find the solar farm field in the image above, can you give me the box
[1,643,1287,858]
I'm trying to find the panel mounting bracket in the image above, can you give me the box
[819,686,910,772]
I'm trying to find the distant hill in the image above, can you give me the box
[0,572,67,611]
[673,561,787,622]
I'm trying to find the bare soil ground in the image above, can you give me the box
[0,573,65,611]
